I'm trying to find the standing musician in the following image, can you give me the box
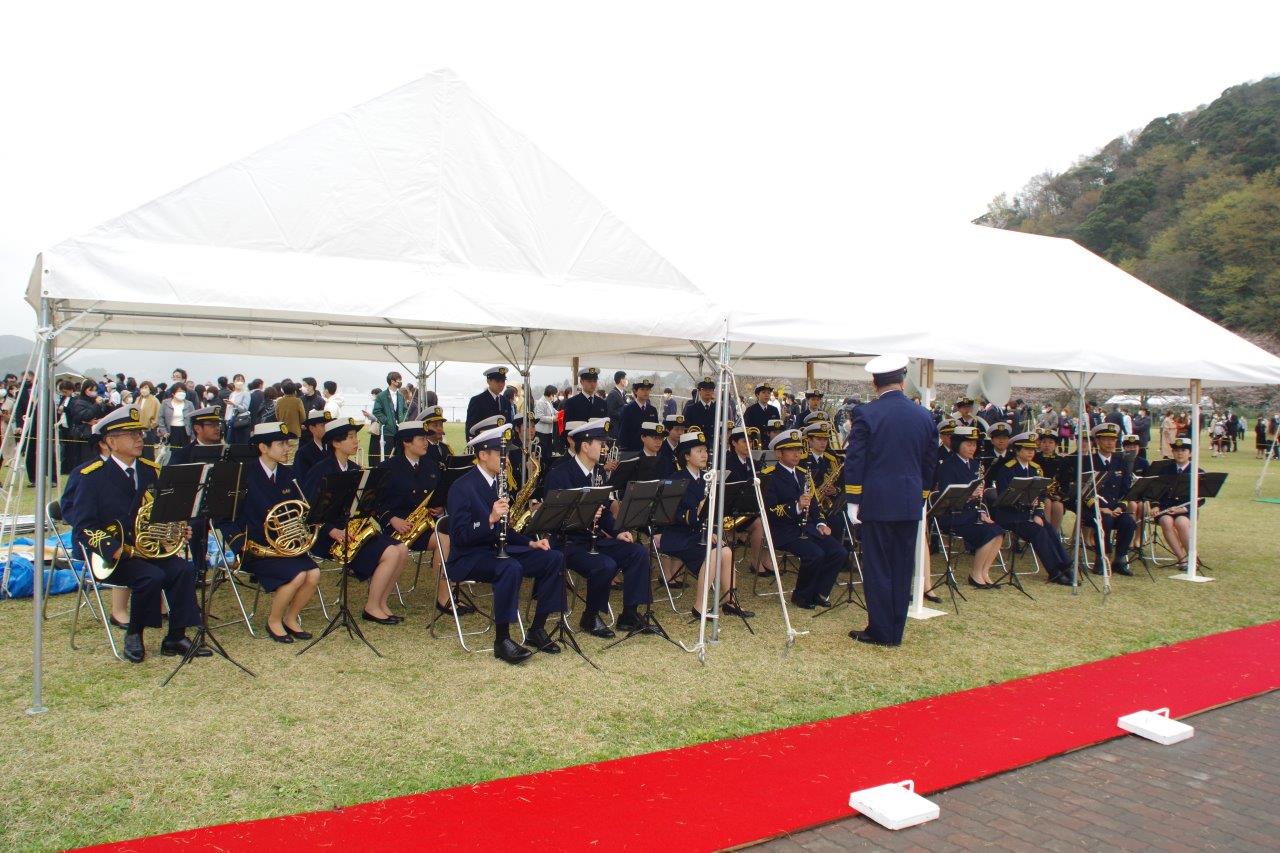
[604,371,629,419]
[1083,422,1137,576]
[801,421,844,529]
[802,389,825,421]
[375,419,463,618]
[62,406,207,663]
[725,425,774,578]
[744,383,781,433]
[953,396,978,429]
[990,431,1074,585]
[1153,437,1202,568]
[301,417,410,624]
[617,377,658,452]
[653,431,753,619]
[236,422,321,644]
[544,419,651,637]
[843,355,937,646]
[656,413,686,477]
[446,424,567,664]
[932,425,1005,588]
[465,367,516,437]
[562,367,608,424]
[166,405,226,574]
[421,406,453,468]
[682,377,718,448]
[983,422,1014,485]
[293,409,332,483]
[762,428,847,610]
[634,420,667,481]
[1034,428,1067,533]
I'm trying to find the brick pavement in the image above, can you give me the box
[752,690,1278,852]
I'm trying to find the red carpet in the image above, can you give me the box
[85,621,1280,852]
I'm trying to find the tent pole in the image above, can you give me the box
[805,361,815,389]
[1173,379,1211,583]
[1073,374,1085,593]
[415,343,427,417]
[908,358,944,622]
[521,330,533,484]
[28,297,52,716]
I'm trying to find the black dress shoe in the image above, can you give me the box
[122,632,145,663]
[283,623,312,640]
[524,626,562,654]
[849,629,897,647]
[361,610,401,625]
[790,595,816,610]
[722,600,755,618]
[578,615,616,639]
[814,596,832,609]
[664,578,687,589]
[109,615,129,630]
[266,624,294,644]
[1113,559,1133,576]
[161,635,213,657]
[923,591,943,604]
[1051,574,1074,586]
[436,600,476,616]
[494,637,533,664]
[614,612,645,632]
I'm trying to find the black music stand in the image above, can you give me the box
[601,479,688,651]
[298,468,387,657]
[923,482,975,614]
[1124,475,1171,578]
[521,488,600,669]
[605,453,641,494]
[991,476,1049,599]
[1151,472,1226,575]
[200,453,256,620]
[153,463,255,685]
[564,486,614,555]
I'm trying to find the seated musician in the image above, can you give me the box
[726,425,774,578]
[293,409,332,484]
[238,422,321,643]
[656,413,686,477]
[446,424,567,664]
[1084,423,1137,576]
[62,406,208,663]
[543,419,650,637]
[654,431,752,619]
[761,428,847,609]
[936,418,957,467]
[990,431,1074,585]
[1153,437,1203,568]
[932,426,1004,588]
[984,422,1013,483]
[1034,428,1067,533]
[762,417,785,449]
[1122,433,1150,549]
[301,417,410,624]
[167,406,226,575]
[802,421,844,529]
[375,419,465,617]
[421,406,453,469]
[634,420,666,481]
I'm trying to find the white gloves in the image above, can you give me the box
[846,504,860,525]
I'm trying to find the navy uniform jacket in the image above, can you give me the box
[167,440,225,466]
[64,455,164,564]
[802,450,841,490]
[1086,452,1133,509]
[444,465,536,576]
[656,466,704,552]
[991,457,1045,525]
[682,398,716,442]
[617,399,659,452]
[375,452,440,530]
[544,457,618,542]
[235,460,309,552]
[843,390,938,522]
[465,391,515,437]
[935,452,982,493]
[655,440,678,477]
[300,455,368,548]
[1130,454,1150,477]
[425,440,456,469]
[561,391,607,424]
[60,454,108,530]
[743,401,780,432]
[726,452,754,483]
[1033,451,1061,482]
[293,437,328,484]
[761,463,824,544]
[605,386,628,419]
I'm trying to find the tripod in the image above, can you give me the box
[297,537,380,657]
[163,557,254,686]
[813,510,866,618]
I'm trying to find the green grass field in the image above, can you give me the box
[1,432,1277,850]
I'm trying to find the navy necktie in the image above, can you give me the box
[126,467,137,491]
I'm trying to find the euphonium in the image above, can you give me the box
[245,495,317,558]
[391,493,436,546]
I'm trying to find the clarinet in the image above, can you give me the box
[496,431,511,559]
[589,447,605,555]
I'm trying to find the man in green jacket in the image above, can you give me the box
[372,371,407,458]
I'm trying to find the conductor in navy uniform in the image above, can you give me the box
[843,354,938,647]
[561,367,608,424]
[465,366,516,437]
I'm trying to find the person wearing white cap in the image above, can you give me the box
[1153,437,1202,569]
[562,367,607,425]
[293,409,334,483]
[990,432,1074,584]
[301,417,410,624]
[446,424,567,664]
[656,414,686,477]
[843,354,938,647]
[933,426,1006,589]
[725,425,775,579]
[1082,422,1137,576]
[167,406,226,576]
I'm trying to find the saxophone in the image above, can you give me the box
[510,435,542,533]
[815,453,844,513]
[330,517,382,561]
[391,493,436,546]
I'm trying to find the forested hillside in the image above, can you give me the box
[979,76,1280,348]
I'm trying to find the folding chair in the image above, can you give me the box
[50,499,128,662]
[427,517,523,653]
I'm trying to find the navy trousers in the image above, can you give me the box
[107,555,199,635]
[561,537,651,615]
[1086,510,1136,561]
[775,531,847,606]
[448,548,565,624]
[859,520,918,645]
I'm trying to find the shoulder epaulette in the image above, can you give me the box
[1030,462,1044,475]
[81,460,104,474]
[1004,458,1018,468]
[139,457,161,470]
[760,464,776,475]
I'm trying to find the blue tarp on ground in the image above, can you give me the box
[1,534,80,599]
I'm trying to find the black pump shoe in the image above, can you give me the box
[361,610,402,625]
[266,624,294,644]
[283,623,312,641]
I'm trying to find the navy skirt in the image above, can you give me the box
[313,531,400,581]
[656,529,708,575]
[242,554,317,592]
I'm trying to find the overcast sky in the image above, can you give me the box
[2,1,1276,392]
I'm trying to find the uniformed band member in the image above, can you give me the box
[236,422,321,643]
[301,417,410,623]
[653,431,752,618]
[167,405,225,573]
[633,420,667,481]
[656,413,686,477]
[844,354,937,646]
[616,377,658,452]
[762,428,847,610]
[801,421,843,529]
[445,424,567,664]
[465,367,516,437]
[562,367,608,424]
[421,406,453,469]
[293,408,332,483]
[682,377,718,446]
[984,422,1013,481]
[936,418,957,468]
[374,420,463,617]
[802,389,824,421]
[763,417,785,448]
[725,425,775,577]
[931,425,1004,588]
[1084,422,1137,576]
[990,431,1074,585]
[1154,437,1202,568]
[62,406,207,663]
[543,419,651,637]
[953,397,978,429]
[1034,428,1067,532]
[743,383,781,433]
[1122,433,1150,549]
